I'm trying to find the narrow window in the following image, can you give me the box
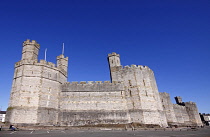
[143,80,146,86]
[129,90,132,96]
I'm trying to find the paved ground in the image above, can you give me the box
[0,127,210,137]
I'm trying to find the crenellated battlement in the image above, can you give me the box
[64,81,122,85]
[57,54,68,61]
[14,59,68,77]
[121,64,154,74]
[108,52,120,57]
[159,92,170,96]
[122,65,150,69]
[15,59,38,67]
[47,62,56,67]
[15,59,55,68]
[173,104,186,108]
[185,101,196,105]
[18,39,68,77]
[23,39,40,49]
[62,81,124,92]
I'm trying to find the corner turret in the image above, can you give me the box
[108,52,122,82]
[21,39,40,60]
[108,52,121,67]
[57,54,68,73]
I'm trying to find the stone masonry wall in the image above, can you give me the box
[112,64,168,127]
[159,92,177,125]
[108,52,168,127]
[173,104,191,126]
[59,81,129,126]
[185,102,203,126]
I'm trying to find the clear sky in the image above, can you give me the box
[0,0,209,113]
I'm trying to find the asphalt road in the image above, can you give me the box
[1,127,210,137]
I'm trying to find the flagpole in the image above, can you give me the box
[45,48,47,61]
[62,43,64,55]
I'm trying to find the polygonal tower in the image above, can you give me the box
[6,40,68,126]
[108,52,168,127]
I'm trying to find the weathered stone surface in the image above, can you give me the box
[6,40,203,127]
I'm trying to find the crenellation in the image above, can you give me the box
[131,64,137,68]
[6,40,203,127]
[95,81,102,84]
[79,81,87,84]
[62,81,121,86]
[186,101,196,105]
[108,52,120,57]
[40,60,47,65]
[139,65,144,70]
[124,65,130,69]
[87,81,94,84]
[104,81,110,83]
[137,65,143,68]
[23,39,40,49]
[15,61,22,68]
[121,64,152,72]
[47,62,55,67]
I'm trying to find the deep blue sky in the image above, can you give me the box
[0,0,209,113]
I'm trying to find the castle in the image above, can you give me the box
[6,40,202,127]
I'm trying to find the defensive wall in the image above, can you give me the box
[59,81,129,126]
[159,92,203,126]
[6,40,203,128]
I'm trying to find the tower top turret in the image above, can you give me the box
[108,52,121,67]
[21,39,40,60]
[108,52,120,58]
[23,39,40,49]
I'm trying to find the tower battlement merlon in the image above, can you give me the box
[107,52,121,67]
[122,65,154,74]
[108,52,120,57]
[23,39,40,49]
[57,54,68,60]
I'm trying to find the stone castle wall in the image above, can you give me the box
[59,81,129,126]
[6,40,203,127]
[185,102,203,126]
[159,92,177,125]
[173,104,190,126]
